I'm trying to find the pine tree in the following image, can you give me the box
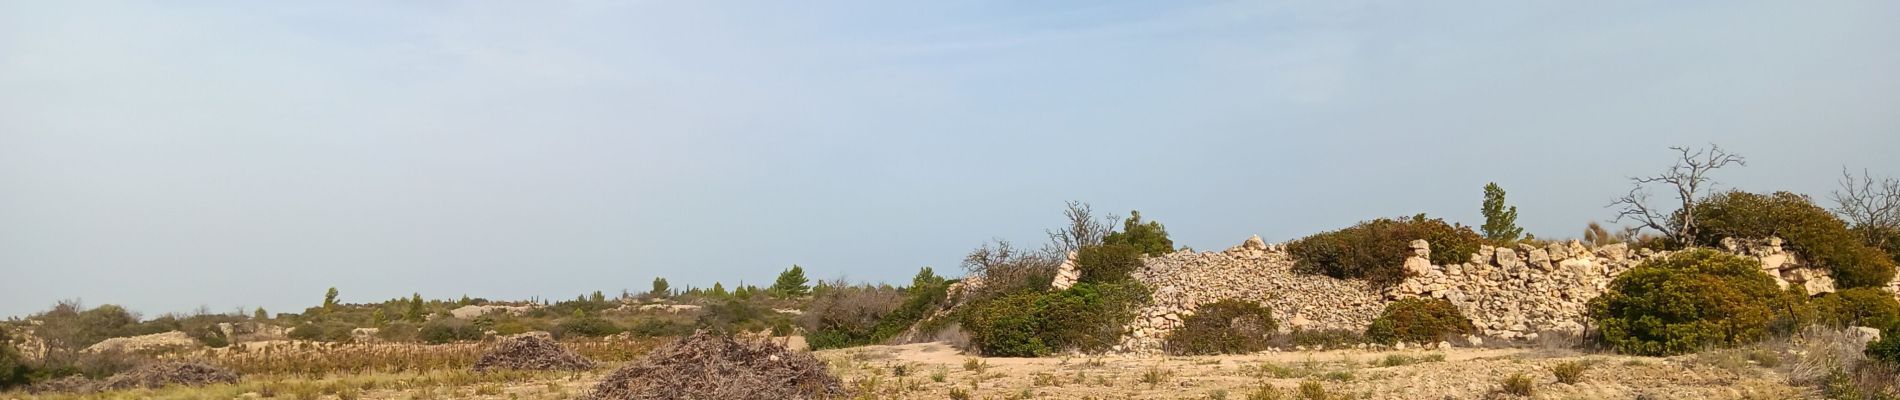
[650,277,671,298]
[405,293,425,322]
[770,265,811,298]
[321,287,340,314]
[1481,182,1524,242]
[252,307,268,321]
[590,291,605,303]
[372,308,388,327]
[710,282,728,297]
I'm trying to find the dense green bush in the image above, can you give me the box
[1103,210,1175,256]
[553,317,623,338]
[1364,298,1474,345]
[0,329,27,390]
[1813,288,1900,329]
[1164,300,1278,355]
[1287,215,1484,286]
[1691,191,1898,289]
[375,322,420,342]
[418,318,483,344]
[288,321,354,342]
[1587,249,1808,356]
[960,282,1149,357]
[1076,243,1143,284]
[1867,333,1900,366]
[961,292,1048,357]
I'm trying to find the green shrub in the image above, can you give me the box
[1364,298,1474,345]
[288,321,354,342]
[552,317,623,338]
[798,272,954,350]
[1813,288,1900,329]
[1692,191,1898,289]
[1076,243,1144,284]
[375,322,420,342]
[0,329,28,390]
[1039,282,1148,353]
[961,292,1049,357]
[1165,300,1278,355]
[960,282,1148,357]
[1282,329,1366,349]
[1587,249,1807,356]
[1867,333,1900,365]
[1103,210,1175,256]
[1288,215,1483,286]
[418,318,483,344]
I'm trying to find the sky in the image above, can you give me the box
[2,1,1897,319]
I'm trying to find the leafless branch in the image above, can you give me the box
[1045,201,1117,254]
[1607,144,1745,243]
[1831,167,1900,245]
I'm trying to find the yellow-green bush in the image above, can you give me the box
[1364,298,1475,345]
[1691,191,1898,289]
[1813,288,1900,329]
[1587,249,1808,356]
[1165,300,1277,355]
[1288,215,1483,286]
[960,282,1148,357]
[0,329,27,390]
[1076,243,1143,284]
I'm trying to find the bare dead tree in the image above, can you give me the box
[1831,168,1900,246]
[960,239,1059,300]
[1608,144,1746,243]
[1044,201,1117,254]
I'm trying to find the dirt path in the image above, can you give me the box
[816,343,1816,400]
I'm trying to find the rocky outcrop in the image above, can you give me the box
[450,304,535,319]
[1050,251,1082,291]
[1389,241,1653,340]
[1721,237,1834,294]
[1119,236,1384,353]
[84,331,200,354]
[1118,234,1842,352]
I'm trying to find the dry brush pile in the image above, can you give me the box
[473,336,597,372]
[584,331,843,400]
[27,362,238,394]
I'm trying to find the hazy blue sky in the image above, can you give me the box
[3,1,1897,319]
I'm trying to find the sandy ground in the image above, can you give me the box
[4,341,1818,400]
[813,342,1815,400]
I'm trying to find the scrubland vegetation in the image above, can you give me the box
[4,144,1900,399]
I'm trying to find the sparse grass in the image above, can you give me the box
[1207,388,1230,400]
[1377,354,1415,367]
[1296,380,1332,400]
[1552,361,1587,384]
[963,358,988,373]
[1140,366,1173,388]
[1500,372,1535,397]
[1247,383,1285,400]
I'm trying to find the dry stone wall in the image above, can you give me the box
[1119,235,1838,353]
[1119,235,1386,353]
